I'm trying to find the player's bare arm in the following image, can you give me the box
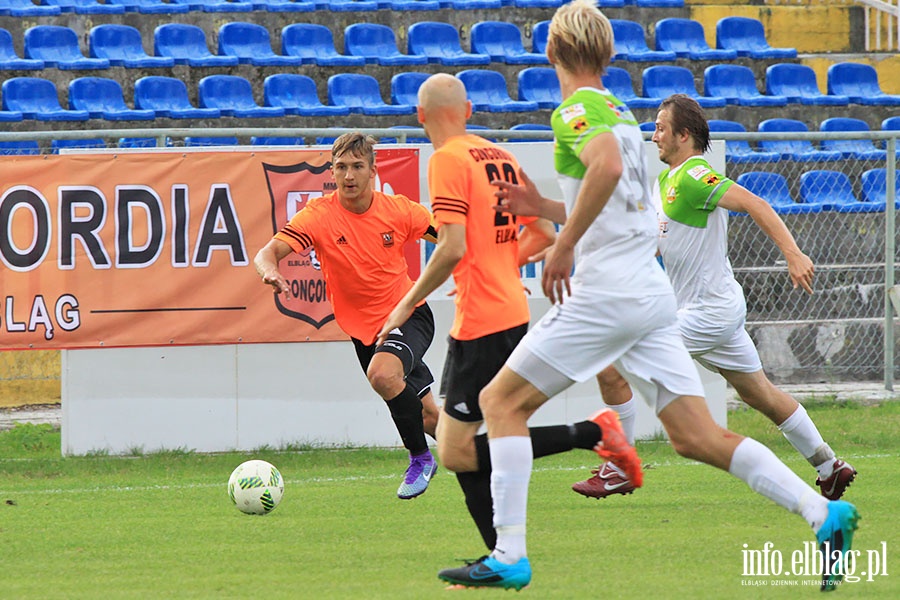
[253,239,293,295]
[542,132,622,304]
[377,223,466,345]
[718,184,814,294]
[517,218,556,267]
[493,167,568,224]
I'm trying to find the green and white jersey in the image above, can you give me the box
[551,87,669,295]
[652,156,743,310]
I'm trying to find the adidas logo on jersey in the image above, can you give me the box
[336,235,348,245]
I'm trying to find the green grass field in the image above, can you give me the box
[1,400,898,599]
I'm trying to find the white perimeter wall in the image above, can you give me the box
[61,141,728,455]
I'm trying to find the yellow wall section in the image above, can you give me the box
[689,4,855,53]
[0,350,61,407]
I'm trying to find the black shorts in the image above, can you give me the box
[441,323,528,422]
[352,302,435,398]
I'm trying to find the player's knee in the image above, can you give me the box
[366,367,404,399]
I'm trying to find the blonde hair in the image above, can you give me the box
[547,0,614,74]
[331,132,376,166]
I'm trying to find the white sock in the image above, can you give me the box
[777,404,836,477]
[728,438,830,533]
[606,396,636,446]
[489,436,532,565]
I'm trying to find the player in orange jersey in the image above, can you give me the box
[378,74,627,556]
[254,132,440,500]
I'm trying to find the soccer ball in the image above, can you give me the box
[227,459,284,515]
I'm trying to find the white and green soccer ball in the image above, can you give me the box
[227,459,284,515]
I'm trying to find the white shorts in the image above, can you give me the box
[677,306,762,374]
[506,288,705,415]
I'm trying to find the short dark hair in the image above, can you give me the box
[331,132,376,166]
[659,94,710,153]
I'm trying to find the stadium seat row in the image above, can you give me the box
[0,0,601,16]
[597,63,900,111]
[0,16,788,72]
[711,118,900,164]
[737,169,900,214]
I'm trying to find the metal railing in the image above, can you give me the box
[856,0,900,51]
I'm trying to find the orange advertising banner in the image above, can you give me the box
[0,148,421,350]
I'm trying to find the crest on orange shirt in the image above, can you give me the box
[381,230,394,248]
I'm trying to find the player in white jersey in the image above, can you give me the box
[572,95,856,505]
[437,1,859,593]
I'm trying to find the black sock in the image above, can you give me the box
[385,385,428,456]
[471,422,602,470]
[455,471,496,551]
[569,420,603,450]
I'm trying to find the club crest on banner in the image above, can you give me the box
[262,161,336,329]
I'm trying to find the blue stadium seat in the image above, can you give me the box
[89,25,175,68]
[51,138,106,153]
[68,77,155,120]
[0,29,44,70]
[448,0,502,8]
[134,76,221,119]
[639,122,655,133]
[757,118,843,162]
[827,62,900,105]
[169,0,253,11]
[884,116,900,131]
[183,136,240,147]
[800,170,879,213]
[106,0,190,12]
[861,168,900,208]
[470,21,548,65]
[154,24,239,67]
[260,0,316,12]
[655,18,737,60]
[642,66,727,108]
[819,117,887,161]
[1,0,61,15]
[703,64,787,106]
[386,0,440,9]
[40,0,125,13]
[764,63,849,106]
[218,22,304,67]
[326,0,379,11]
[281,23,365,66]
[390,72,429,111]
[509,123,553,142]
[198,75,285,118]
[119,137,158,148]
[263,74,350,116]
[0,140,40,155]
[602,67,661,109]
[327,73,415,115]
[735,172,817,214]
[609,19,675,62]
[532,20,549,54]
[344,23,428,66]
[512,0,561,7]
[517,67,560,109]
[2,77,86,121]
[466,124,498,142]
[25,26,110,70]
[407,22,490,66]
[715,17,797,59]
[456,69,540,112]
[708,120,780,164]
[251,136,305,146]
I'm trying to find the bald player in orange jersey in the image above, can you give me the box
[379,74,625,555]
[255,132,441,500]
